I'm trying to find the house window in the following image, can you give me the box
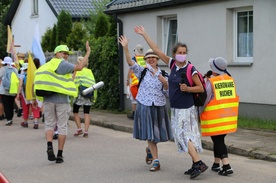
[234,9,253,62]
[32,0,38,16]
[163,18,177,57]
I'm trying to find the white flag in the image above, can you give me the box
[32,22,45,66]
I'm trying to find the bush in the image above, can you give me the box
[89,36,119,110]
[41,28,52,52]
[67,22,88,51]
[56,10,72,44]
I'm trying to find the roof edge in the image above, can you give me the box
[45,0,58,18]
[104,0,210,15]
[3,0,21,26]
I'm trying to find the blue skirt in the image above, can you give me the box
[133,102,173,143]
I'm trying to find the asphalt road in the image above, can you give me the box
[1,121,276,183]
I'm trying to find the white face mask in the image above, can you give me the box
[175,54,187,63]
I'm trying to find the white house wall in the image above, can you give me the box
[11,0,57,53]
[119,0,276,111]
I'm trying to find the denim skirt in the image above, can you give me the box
[133,102,173,143]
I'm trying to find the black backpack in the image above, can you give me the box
[138,68,169,88]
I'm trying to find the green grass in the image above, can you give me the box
[91,108,276,132]
[238,116,276,131]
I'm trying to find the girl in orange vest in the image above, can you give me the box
[200,57,239,176]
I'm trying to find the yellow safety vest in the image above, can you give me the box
[74,67,97,101]
[131,56,146,86]
[200,74,239,136]
[34,58,77,98]
[74,68,96,88]
[136,56,146,67]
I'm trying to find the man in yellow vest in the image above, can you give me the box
[34,41,91,164]
[200,57,239,176]
[126,44,145,119]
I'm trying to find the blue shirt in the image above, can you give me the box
[168,58,197,109]
[130,63,168,106]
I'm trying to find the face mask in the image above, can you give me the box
[175,54,187,63]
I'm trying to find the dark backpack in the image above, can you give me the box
[79,85,94,98]
[186,63,207,106]
[138,68,169,88]
[171,61,207,106]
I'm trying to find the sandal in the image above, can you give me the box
[74,129,83,136]
[150,160,160,172]
[145,147,153,165]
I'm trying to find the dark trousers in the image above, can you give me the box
[211,134,228,159]
[1,95,16,121]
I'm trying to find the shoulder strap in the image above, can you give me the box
[170,59,176,70]
[186,63,194,86]
[161,70,169,77]
[138,68,148,88]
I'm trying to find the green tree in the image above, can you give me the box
[50,24,57,51]
[41,27,52,52]
[67,22,88,51]
[0,0,12,59]
[56,10,72,44]
[84,0,109,35]
[89,36,119,110]
[94,12,109,38]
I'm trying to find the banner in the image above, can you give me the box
[26,52,37,100]
[32,22,45,66]
[6,25,19,68]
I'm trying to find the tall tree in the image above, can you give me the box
[67,22,88,51]
[94,12,109,38]
[56,10,72,45]
[41,28,52,52]
[50,24,57,51]
[84,0,109,35]
[0,0,12,59]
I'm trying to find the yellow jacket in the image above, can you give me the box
[34,58,77,98]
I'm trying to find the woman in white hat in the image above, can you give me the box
[0,57,18,126]
[119,35,173,172]
[199,57,239,176]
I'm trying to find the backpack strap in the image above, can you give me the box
[186,63,206,88]
[161,70,169,78]
[138,68,148,88]
[170,59,176,70]
[186,63,194,86]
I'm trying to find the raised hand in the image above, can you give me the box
[118,35,129,47]
[134,26,145,35]
[86,41,91,53]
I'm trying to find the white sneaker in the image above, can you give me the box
[5,120,12,126]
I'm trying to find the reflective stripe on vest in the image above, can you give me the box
[74,68,96,88]
[200,74,239,136]
[130,73,139,86]
[34,58,77,97]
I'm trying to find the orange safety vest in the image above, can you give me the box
[200,74,239,136]
[130,56,145,99]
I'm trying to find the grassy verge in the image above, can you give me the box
[91,108,276,132]
[238,116,276,131]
